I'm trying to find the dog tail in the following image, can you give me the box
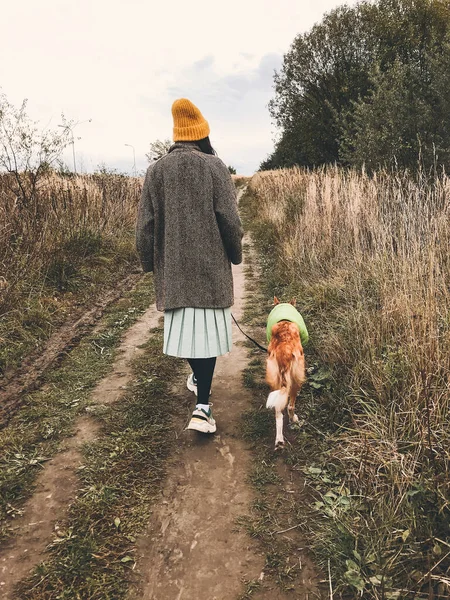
[266,387,289,411]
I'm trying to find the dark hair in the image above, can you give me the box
[196,136,216,156]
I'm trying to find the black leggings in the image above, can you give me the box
[187,358,216,405]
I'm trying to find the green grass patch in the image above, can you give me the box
[237,348,326,595]
[237,578,263,599]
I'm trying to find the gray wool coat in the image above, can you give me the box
[136,142,244,312]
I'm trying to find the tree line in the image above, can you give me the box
[261,0,450,173]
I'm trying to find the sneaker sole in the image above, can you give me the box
[186,381,198,396]
[185,419,217,434]
[186,381,211,397]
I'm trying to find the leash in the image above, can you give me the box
[231,313,268,352]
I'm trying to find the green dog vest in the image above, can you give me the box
[266,303,309,346]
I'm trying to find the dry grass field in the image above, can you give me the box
[244,166,450,598]
[0,172,142,374]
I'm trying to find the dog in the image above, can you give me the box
[265,297,308,450]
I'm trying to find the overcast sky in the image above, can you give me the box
[1,0,359,175]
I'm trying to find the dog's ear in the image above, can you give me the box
[273,296,280,305]
[289,297,297,306]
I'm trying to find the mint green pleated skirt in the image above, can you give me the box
[163,307,232,358]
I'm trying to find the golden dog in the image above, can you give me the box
[265,298,307,450]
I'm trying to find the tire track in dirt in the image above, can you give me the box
[0,272,142,428]
[0,301,160,599]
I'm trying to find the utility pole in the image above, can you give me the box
[58,119,92,174]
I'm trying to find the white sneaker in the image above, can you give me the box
[186,373,211,397]
[185,404,216,434]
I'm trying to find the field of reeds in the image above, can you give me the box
[244,167,450,598]
[0,172,142,374]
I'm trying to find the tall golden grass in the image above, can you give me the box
[248,167,450,598]
[231,174,252,187]
[0,172,142,373]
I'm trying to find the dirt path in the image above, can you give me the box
[0,303,160,599]
[128,249,267,600]
[126,190,323,600]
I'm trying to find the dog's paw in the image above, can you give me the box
[292,413,299,423]
[289,418,305,431]
[274,440,285,451]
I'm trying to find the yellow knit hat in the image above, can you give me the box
[172,98,210,141]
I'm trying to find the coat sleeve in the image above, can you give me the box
[136,168,155,272]
[211,159,244,265]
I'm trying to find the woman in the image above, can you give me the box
[136,98,243,433]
